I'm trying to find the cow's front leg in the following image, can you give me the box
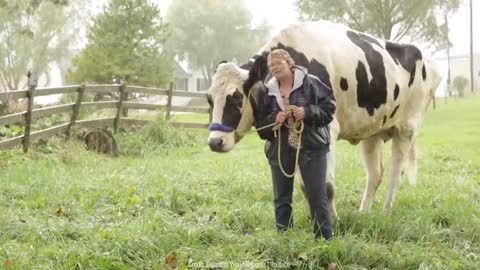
[326,120,339,219]
[359,135,384,211]
[384,129,413,213]
[326,142,337,219]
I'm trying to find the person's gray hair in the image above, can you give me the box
[267,49,295,68]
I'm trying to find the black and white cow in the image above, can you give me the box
[207,21,441,215]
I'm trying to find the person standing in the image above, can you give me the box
[255,49,336,240]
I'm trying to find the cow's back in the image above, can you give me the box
[258,21,441,141]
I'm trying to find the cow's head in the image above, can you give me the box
[207,56,269,152]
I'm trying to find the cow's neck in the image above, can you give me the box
[233,84,263,142]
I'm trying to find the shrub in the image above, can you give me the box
[453,76,469,97]
[117,116,202,156]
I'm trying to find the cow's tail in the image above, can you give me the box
[424,60,443,112]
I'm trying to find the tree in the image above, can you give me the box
[67,0,172,86]
[0,0,71,92]
[296,0,460,49]
[0,0,68,13]
[167,0,270,82]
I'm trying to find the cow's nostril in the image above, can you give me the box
[208,138,223,151]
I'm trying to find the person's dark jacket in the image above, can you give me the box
[254,66,336,160]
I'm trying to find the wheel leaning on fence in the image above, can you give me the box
[82,128,119,156]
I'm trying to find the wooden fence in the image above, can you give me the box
[0,84,211,151]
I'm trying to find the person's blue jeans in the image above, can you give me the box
[270,147,333,240]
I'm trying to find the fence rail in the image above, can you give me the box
[0,83,211,151]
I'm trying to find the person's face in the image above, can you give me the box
[268,56,292,81]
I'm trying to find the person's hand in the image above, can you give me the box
[293,107,305,121]
[275,112,287,124]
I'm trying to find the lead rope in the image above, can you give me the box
[234,93,304,178]
[274,105,304,177]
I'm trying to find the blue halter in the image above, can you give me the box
[208,123,235,132]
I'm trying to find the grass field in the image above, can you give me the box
[0,97,479,269]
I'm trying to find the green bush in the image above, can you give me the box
[117,116,202,156]
[453,76,469,97]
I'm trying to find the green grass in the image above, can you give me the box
[1,97,479,269]
[128,111,210,124]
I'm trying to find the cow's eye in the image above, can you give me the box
[227,90,243,107]
[232,89,243,100]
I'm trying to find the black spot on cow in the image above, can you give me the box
[340,77,349,91]
[422,64,427,80]
[390,104,400,119]
[382,115,387,126]
[215,60,228,73]
[240,55,261,70]
[385,42,422,87]
[347,31,387,116]
[355,61,373,115]
[242,43,333,96]
[242,54,269,96]
[394,84,400,101]
[358,32,383,48]
[222,89,243,129]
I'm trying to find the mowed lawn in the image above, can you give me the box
[0,96,479,269]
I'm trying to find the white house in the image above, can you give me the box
[174,61,209,93]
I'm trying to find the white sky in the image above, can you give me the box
[156,0,478,58]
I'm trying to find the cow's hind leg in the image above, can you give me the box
[299,120,339,220]
[384,128,414,213]
[298,169,312,220]
[359,135,384,211]
[298,170,336,220]
[405,138,417,186]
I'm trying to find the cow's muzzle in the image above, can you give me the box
[208,137,224,152]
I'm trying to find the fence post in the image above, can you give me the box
[121,84,128,117]
[22,71,37,153]
[114,84,126,133]
[165,82,173,120]
[66,84,85,138]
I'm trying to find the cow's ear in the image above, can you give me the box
[243,55,268,95]
[214,60,228,73]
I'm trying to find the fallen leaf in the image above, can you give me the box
[56,207,66,216]
[297,252,308,261]
[328,263,337,270]
[4,259,15,269]
[165,254,178,268]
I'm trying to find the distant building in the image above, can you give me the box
[174,61,210,92]
[173,61,191,91]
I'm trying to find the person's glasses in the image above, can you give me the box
[268,60,286,69]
